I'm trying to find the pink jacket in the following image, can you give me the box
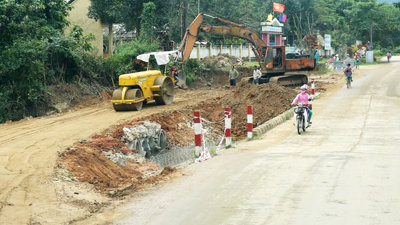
[291,90,310,105]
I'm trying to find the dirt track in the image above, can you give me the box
[0,89,226,224]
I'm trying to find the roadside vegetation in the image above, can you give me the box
[2,0,400,122]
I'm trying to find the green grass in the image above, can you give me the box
[242,61,259,67]
[360,61,380,65]
[209,148,217,156]
[317,57,329,65]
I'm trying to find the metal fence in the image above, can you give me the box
[326,59,356,73]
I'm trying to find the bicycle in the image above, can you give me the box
[346,75,352,89]
[294,103,309,135]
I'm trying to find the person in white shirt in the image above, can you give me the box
[253,66,262,84]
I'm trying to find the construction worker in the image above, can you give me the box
[169,65,179,85]
[253,66,262,84]
[229,65,239,86]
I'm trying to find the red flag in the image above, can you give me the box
[273,2,285,13]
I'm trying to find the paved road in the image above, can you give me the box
[114,60,400,225]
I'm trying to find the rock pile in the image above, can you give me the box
[122,121,168,157]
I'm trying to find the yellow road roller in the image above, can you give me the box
[111,70,174,111]
[111,51,179,111]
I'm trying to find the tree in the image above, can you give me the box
[0,0,103,122]
[0,0,71,50]
[88,0,122,55]
[139,2,157,40]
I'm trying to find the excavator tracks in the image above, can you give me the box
[268,74,309,87]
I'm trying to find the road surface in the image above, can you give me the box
[113,60,400,224]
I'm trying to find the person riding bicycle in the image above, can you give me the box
[291,84,313,126]
[344,63,353,82]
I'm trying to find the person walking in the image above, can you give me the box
[354,53,360,69]
[314,49,320,64]
[344,63,353,88]
[387,51,392,63]
[228,65,239,86]
[253,66,262,85]
[333,54,339,70]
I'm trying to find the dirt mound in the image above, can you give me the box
[61,144,162,196]
[113,101,226,147]
[225,83,297,137]
[84,135,130,153]
[46,83,112,115]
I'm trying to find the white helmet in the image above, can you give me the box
[300,84,308,91]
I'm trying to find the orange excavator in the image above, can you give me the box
[179,13,316,86]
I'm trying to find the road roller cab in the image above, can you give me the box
[111,51,177,111]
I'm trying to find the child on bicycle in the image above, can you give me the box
[291,84,313,127]
[344,63,353,82]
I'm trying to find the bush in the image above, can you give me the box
[103,39,159,81]
[393,46,400,55]
[373,49,381,57]
[0,32,105,123]
[184,59,204,84]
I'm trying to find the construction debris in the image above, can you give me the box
[122,121,168,157]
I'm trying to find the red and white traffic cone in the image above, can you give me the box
[193,110,202,148]
[311,79,315,96]
[247,105,253,139]
[224,107,232,147]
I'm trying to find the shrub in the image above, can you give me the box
[393,46,400,55]
[373,49,383,57]
[103,39,159,81]
[0,32,106,122]
[184,59,204,84]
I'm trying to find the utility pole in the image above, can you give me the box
[181,0,188,40]
[198,0,200,14]
[369,22,374,50]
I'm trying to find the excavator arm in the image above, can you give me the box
[179,13,267,69]
[200,25,268,71]
[179,13,204,63]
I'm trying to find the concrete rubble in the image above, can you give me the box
[122,121,168,157]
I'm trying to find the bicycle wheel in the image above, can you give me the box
[297,116,302,135]
[346,78,351,88]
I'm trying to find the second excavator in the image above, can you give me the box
[179,13,316,86]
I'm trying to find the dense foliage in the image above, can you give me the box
[88,0,400,50]
[0,0,102,122]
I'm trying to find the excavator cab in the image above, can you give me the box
[264,46,285,74]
